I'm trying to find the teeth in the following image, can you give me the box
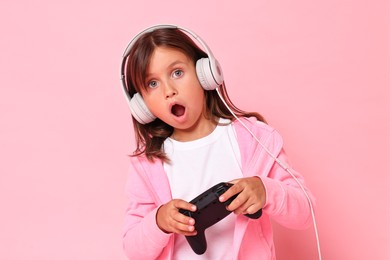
[172,104,185,117]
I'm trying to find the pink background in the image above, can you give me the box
[1,0,389,259]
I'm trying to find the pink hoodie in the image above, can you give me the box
[123,118,315,259]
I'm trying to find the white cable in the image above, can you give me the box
[216,87,322,260]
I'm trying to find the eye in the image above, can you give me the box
[147,80,159,89]
[172,69,184,78]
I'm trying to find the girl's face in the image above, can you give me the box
[140,47,215,141]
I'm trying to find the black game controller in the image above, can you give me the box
[179,182,262,255]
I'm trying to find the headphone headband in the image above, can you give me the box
[121,24,216,64]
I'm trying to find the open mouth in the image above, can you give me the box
[171,104,186,117]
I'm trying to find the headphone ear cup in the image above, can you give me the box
[129,93,156,124]
[196,58,219,90]
[196,57,224,91]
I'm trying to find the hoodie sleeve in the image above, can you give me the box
[259,147,316,229]
[122,158,172,259]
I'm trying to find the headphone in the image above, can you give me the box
[120,24,224,124]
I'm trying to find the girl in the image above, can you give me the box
[121,25,315,259]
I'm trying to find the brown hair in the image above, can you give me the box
[123,28,265,161]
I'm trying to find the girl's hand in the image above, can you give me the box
[219,177,266,216]
[156,199,197,236]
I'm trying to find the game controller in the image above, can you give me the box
[179,182,262,255]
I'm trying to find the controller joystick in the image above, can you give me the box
[179,182,262,255]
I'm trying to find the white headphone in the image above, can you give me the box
[120,24,224,124]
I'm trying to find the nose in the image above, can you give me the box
[164,82,177,99]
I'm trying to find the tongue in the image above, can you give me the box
[172,105,185,117]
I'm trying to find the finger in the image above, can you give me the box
[228,179,240,185]
[174,200,197,212]
[181,230,198,236]
[161,213,195,235]
[245,204,261,215]
[219,183,243,203]
[173,221,196,234]
[167,221,197,236]
[169,213,198,236]
[228,194,250,213]
[174,210,195,226]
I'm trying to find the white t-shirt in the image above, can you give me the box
[163,118,243,259]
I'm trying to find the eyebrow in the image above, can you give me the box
[145,60,187,79]
[168,60,186,68]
